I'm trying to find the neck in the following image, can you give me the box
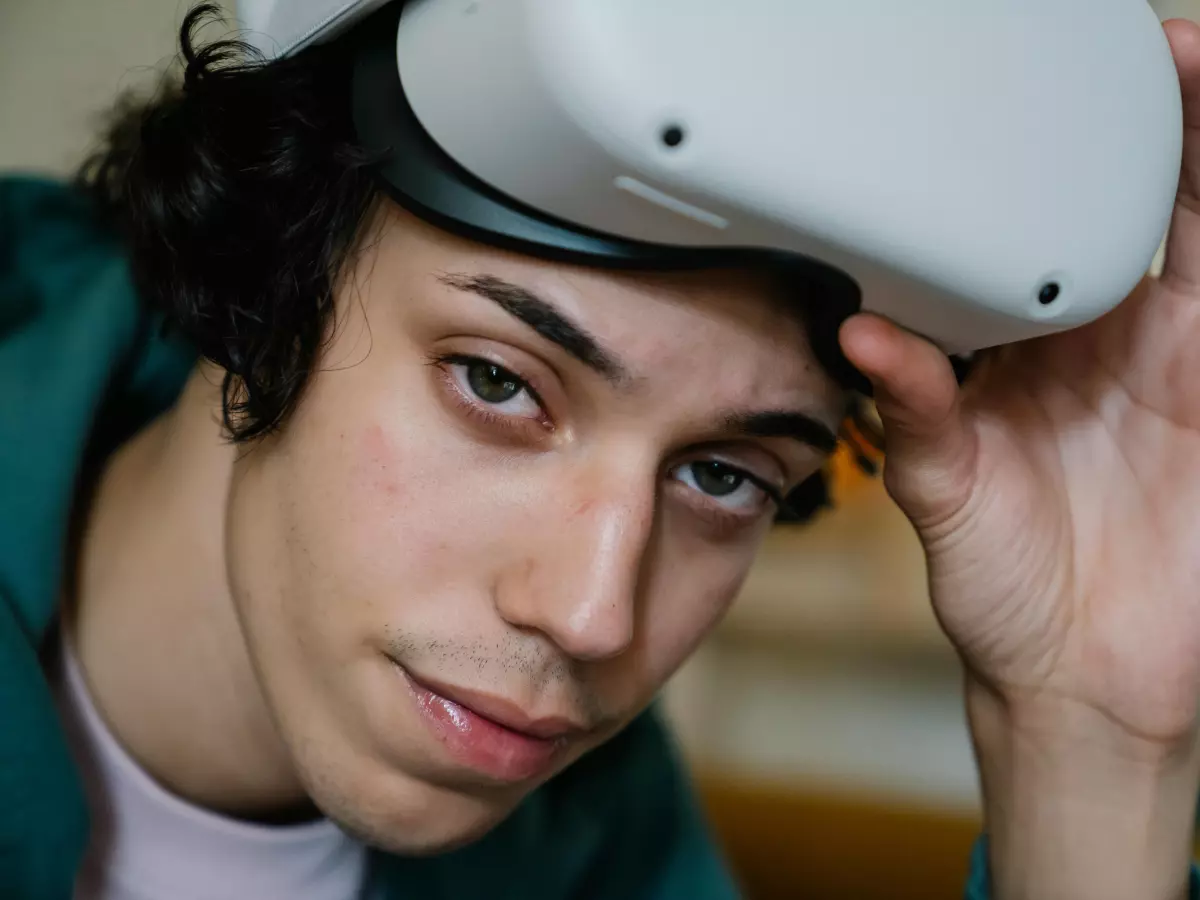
[68,364,316,822]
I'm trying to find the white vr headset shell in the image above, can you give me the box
[239,0,1183,354]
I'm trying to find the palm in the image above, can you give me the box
[918,283,1200,742]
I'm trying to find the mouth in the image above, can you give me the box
[390,661,583,784]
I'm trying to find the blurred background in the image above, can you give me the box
[1,2,1195,897]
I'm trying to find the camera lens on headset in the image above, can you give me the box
[1038,282,1061,305]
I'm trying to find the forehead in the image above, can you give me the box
[539,265,837,410]
[368,202,845,417]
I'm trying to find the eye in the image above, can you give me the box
[467,361,522,403]
[671,460,775,513]
[444,355,543,419]
[690,461,746,497]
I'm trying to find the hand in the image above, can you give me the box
[840,19,1200,756]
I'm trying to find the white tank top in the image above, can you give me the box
[50,636,370,900]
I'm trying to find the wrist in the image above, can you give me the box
[966,675,1200,900]
[965,673,1200,772]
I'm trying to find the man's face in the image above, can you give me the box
[223,202,844,852]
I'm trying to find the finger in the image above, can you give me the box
[839,314,976,515]
[1159,19,1200,291]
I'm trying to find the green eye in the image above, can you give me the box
[690,462,745,497]
[467,361,523,404]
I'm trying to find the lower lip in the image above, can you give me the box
[399,669,563,783]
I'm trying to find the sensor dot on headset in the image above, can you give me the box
[660,125,686,148]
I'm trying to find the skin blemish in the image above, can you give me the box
[363,423,390,465]
[360,423,403,499]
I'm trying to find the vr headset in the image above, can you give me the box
[239,0,1182,367]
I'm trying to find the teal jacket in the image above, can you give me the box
[1,175,1192,899]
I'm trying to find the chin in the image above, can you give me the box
[372,809,510,857]
[305,763,525,856]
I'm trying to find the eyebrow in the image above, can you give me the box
[723,410,840,454]
[438,272,629,383]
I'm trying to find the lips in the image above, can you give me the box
[396,665,580,783]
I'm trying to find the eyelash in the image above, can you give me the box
[428,352,788,524]
[741,473,787,511]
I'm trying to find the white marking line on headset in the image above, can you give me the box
[613,177,729,230]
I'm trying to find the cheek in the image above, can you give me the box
[340,422,451,573]
[627,537,757,693]
[223,362,478,675]
[249,357,549,654]
[279,417,481,635]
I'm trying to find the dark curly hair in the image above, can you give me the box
[78,3,379,443]
[77,2,877,521]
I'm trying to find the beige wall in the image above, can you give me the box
[1159,0,1200,19]
[0,0,235,175]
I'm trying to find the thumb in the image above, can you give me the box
[839,314,977,523]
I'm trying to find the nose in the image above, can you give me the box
[493,463,655,663]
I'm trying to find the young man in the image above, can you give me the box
[4,4,1200,899]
